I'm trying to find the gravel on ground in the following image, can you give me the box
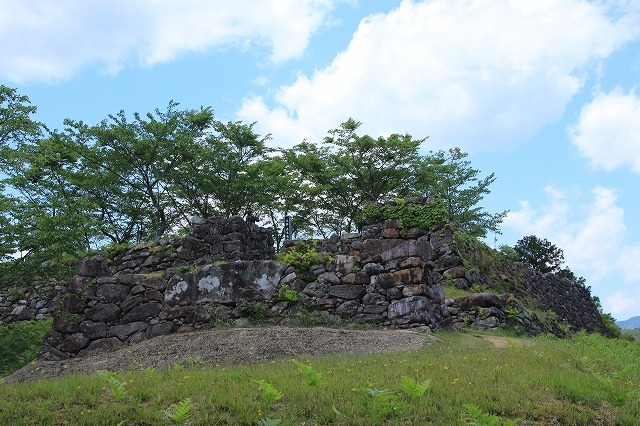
[4,326,439,384]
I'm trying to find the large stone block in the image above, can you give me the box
[341,272,369,285]
[67,276,95,295]
[336,300,360,318]
[77,337,123,357]
[361,239,405,258]
[329,255,360,275]
[318,272,340,285]
[96,284,129,303]
[302,281,330,298]
[85,303,121,323]
[121,302,162,323]
[164,260,283,306]
[108,321,148,340]
[390,267,423,286]
[381,240,432,262]
[443,266,467,280]
[63,294,87,314]
[146,321,174,339]
[328,284,365,300]
[53,315,80,334]
[387,296,436,324]
[77,259,109,277]
[59,333,90,353]
[430,228,454,249]
[458,293,506,310]
[80,320,107,339]
[121,295,145,313]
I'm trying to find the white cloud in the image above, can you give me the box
[606,292,640,319]
[239,0,640,150]
[569,88,640,172]
[502,185,640,319]
[0,0,337,83]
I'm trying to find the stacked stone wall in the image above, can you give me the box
[39,216,279,360]
[6,200,609,360]
[273,220,453,329]
[0,282,61,324]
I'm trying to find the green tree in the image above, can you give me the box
[198,119,273,218]
[0,85,43,158]
[513,235,565,273]
[285,118,422,236]
[556,267,586,286]
[0,87,90,286]
[63,102,215,242]
[411,147,506,237]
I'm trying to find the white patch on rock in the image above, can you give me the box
[197,275,221,292]
[164,281,189,301]
[255,273,274,290]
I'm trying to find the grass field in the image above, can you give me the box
[1,329,638,425]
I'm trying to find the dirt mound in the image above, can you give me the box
[5,326,438,384]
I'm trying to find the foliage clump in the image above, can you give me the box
[278,241,331,271]
[0,318,52,376]
[276,285,300,304]
[361,198,448,230]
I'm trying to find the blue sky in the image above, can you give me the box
[2,0,640,321]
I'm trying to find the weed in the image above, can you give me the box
[184,356,204,367]
[164,397,193,424]
[277,240,331,271]
[8,287,22,302]
[358,385,407,422]
[504,307,520,319]
[177,265,193,273]
[276,285,300,304]
[255,380,283,406]
[241,301,268,322]
[1,331,638,425]
[104,242,130,261]
[600,377,631,408]
[462,403,516,425]
[398,376,431,397]
[361,198,448,230]
[99,371,127,401]
[291,360,322,386]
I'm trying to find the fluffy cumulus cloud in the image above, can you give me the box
[239,0,640,150]
[503,186,640,318]
[0,0,336,83]
[569,88,640,173]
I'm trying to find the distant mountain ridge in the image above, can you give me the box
[616,316,640,329]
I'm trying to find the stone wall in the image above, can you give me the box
[0,282,61,324]
[40,216,279,360]
[272,220,452,329]
[24,201,609,360]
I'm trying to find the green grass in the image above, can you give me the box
[1,330,638,425]
[442,284,473,300]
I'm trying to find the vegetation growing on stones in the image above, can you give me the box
[277,241,330,271]
[360,198,448,230]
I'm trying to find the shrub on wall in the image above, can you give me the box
[278,241,332,271]
[361,198,448,230]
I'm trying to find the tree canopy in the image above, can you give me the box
[0,88,506,287]
[513,235,565,274]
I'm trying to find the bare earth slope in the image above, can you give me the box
[5,327,437,384]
